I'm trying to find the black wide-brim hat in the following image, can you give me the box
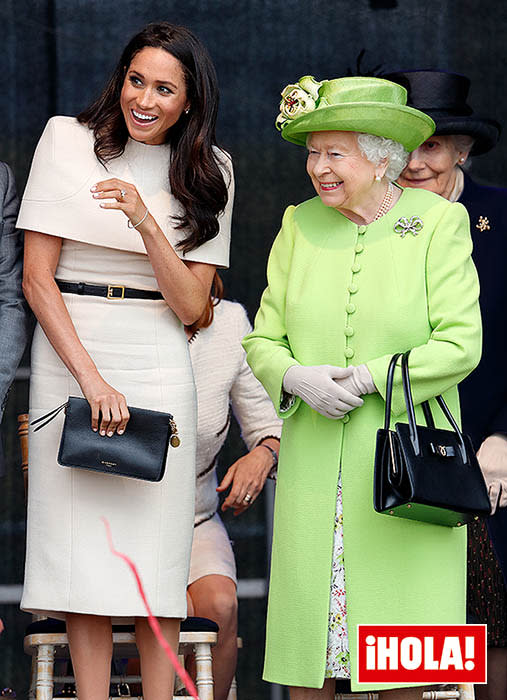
[383,70,501,156]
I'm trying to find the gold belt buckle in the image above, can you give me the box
[107,284,125,300]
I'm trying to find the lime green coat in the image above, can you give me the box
[242,188,481,692]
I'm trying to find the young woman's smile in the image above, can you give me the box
[120,47,190,145]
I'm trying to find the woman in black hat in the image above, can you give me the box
[387,69,507,700]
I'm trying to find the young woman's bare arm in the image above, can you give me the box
[23,230,129,435]
[92,177,216,325]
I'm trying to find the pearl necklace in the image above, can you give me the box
[373,181,394,222]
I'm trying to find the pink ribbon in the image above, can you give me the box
[102,517,200,700]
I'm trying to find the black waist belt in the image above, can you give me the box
[56,279,164,301]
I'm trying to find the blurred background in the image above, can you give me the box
[1,0,506,697]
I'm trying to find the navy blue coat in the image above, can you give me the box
[458,172,507,449]
[458,172,507,586]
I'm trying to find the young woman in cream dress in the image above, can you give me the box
[18,22,233,700]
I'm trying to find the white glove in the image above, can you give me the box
[282,365,363,420]
[477,433,507,514]
[338,364,377,396]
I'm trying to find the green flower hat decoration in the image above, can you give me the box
[275,75,435,153]
[276,76,323,132]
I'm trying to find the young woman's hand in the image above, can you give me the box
[91,178,150,230]
[79,370,130,436]
[217,444,275,516]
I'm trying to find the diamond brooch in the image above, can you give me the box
[394,216,424,238]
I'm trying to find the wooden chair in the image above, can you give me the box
[18,413,29,498]
[23,616,217,700]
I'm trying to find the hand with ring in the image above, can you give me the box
[91,178,151,231]
[217,440,279,515]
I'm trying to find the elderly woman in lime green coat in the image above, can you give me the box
[243,77,482,698]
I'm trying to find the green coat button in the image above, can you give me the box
[344,326,354,337]
[342,414,350,424]
[351,262,361,273]
[348,283,358,294]
[355,243,364,253]
[358,225,367,234]
[344,347,355,358]
[346,303,356,314]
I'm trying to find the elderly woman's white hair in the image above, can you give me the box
[356,133,409,180]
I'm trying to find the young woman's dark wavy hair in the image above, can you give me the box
[77,22,229,254]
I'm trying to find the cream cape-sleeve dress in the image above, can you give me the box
[17,116,234,620]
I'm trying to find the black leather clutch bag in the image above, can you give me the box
[374,351,491,527]
[32,396,180,482]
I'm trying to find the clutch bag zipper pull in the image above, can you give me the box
[31,400,70,432]
[169,418,181,448]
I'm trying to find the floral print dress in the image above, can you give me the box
[325,474,351,678]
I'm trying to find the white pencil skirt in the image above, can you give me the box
[22,240,196,620]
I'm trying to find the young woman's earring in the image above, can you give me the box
[375,174,381,182]
[185,107,190,114]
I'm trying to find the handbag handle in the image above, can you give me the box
[383,353,403,430]
[401,351,467,462]
[401,352,421,455]
[421,401,435,428]
[384,353,436,431]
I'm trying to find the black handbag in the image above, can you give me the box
[374,351,491,527]
[32,396,180,482]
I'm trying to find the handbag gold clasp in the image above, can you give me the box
[430,443,455,458]
[107,284,125,300]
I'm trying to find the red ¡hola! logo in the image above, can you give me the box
[357,625,486,684]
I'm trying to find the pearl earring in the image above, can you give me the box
[185,108,190,114]
[458,157,466,164]
[375,174,381,182]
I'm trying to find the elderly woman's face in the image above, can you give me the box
[397,135,463,198]
[306,132,378,211]
[120,47,190,145]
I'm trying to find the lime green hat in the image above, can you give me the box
[276,76,435,152]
